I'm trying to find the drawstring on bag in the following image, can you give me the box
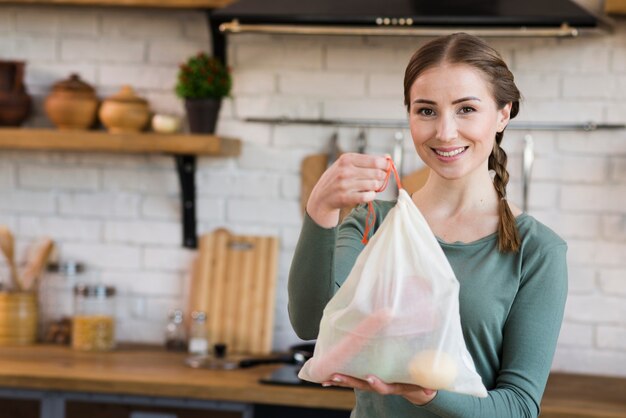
[362,157,403,245]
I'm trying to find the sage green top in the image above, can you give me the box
[288,200,568,418]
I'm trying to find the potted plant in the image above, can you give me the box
[175,52,232,134]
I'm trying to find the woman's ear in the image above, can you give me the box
[497,102,513,133]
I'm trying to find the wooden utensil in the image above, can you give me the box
[189,229,279,355]
[21,237,55,292]
[0,225,21,291]
[605,0,626,14]
[401,166,430,195]
[300,153,328,215]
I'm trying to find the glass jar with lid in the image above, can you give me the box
[72,284,116,351]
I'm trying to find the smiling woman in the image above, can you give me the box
[288,33,568,418]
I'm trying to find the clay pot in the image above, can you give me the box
[99,85,150,133]
[0,60,32,127]
[44,73,98,130]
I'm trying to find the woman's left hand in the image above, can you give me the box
[323,374,437,406]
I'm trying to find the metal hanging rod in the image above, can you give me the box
[220,21,581,38]
[245,117,625,132]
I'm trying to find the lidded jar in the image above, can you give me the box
[72,284,116,351]
[44,73,98,130]
[99,85,150,133]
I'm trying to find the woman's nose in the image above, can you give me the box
[435,115,458,142]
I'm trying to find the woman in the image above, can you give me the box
[288,33,567,417]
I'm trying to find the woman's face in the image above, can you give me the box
[408,63,511,181]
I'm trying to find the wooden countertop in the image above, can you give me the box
[0,345,355,410]
[1,345,625,417]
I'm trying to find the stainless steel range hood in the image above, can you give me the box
[212,0,604,38]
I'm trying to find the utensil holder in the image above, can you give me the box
[0,291,38,346]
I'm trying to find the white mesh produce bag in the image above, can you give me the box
[298,161,488,398]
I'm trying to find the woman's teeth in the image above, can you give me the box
[434,147,466,157]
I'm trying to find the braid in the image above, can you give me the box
[489,133,520,252]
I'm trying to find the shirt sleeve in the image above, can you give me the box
[287,212,338,341]
[287,205,371,340]
[421,243,568,418]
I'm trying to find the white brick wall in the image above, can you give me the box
[0,5,625,377]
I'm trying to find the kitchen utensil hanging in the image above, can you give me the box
[522,134,535,212]
[356,129,367,154]
[392,130,404,177]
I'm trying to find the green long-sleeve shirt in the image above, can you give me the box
[288,200,568,418]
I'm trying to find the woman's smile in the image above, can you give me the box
[431,146,469,160]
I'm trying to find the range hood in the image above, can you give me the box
[212,0,602,38]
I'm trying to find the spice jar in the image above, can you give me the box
[164,309,187,352]
[72,284,116,351]
[188,311,209,356]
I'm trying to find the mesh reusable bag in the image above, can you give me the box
[298,160,488,398]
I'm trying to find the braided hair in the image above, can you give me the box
[404,33,521,252]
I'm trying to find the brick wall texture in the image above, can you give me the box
[0,4,625,377]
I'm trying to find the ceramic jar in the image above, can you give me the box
[44,74,98,130]
[99,85,150,133]
[0,60,32,127]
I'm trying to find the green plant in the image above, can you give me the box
[175,52,232,99]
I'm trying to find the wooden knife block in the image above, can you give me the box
[189,229,279,355]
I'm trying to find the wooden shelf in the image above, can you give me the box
[0,128,241,157]
[0,0,233,8]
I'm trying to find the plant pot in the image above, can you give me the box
[0,60,32,127]
[0,291,38,346]
[99,85,150,134]
[184,98,222,134]
[44,73,98,130]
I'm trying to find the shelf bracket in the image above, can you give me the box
[207,10,227,64]
[175,155,198,249]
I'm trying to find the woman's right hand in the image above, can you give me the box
[306,153,389,228]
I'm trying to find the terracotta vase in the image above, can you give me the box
[44,73,98,130]
[0,60,32,127]
[99,85,150,133]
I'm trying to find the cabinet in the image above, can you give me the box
[0,389,352,418]
[0,396,40,418]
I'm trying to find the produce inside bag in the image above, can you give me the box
[298,159,488,398]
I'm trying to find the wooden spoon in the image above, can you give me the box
[21,237,54,292]
[0,225,21,291]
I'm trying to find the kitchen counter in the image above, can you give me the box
[0,344,354,411]
[0,345,625,417]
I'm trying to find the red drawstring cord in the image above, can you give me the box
[361,157,403,245]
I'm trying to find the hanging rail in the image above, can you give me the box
[220,21,582,38]
[245,117,625,132]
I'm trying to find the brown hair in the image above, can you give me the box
[404,33,521,253]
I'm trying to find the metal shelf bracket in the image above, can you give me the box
[175,155,198,249]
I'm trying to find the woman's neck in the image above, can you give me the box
[414,169,499,218]
[411,169,502,244]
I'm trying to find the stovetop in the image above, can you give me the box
[260,365,348,390]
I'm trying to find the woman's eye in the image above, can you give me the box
[417,108,435,116]
[459,106,475,114]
